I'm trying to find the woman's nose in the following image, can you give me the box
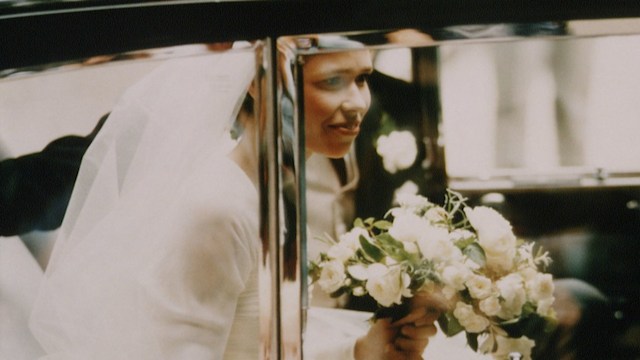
[341,85,370,113]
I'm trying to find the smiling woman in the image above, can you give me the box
[303,50,373,159]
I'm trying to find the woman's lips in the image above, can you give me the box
[327,122,361,136]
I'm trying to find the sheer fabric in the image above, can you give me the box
[28,44,367,360]
[29,50,259,359]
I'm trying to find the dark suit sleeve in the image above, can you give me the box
[0,136,90,236]
[0,113,108,236]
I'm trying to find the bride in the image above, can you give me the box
[29,41,442,359]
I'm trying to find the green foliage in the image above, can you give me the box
[358,235,384,263]
[407,259,439,290]
[373,220,393,231]
[375,232,410,262]
[466,332,479,352]
[438,312,464,337]
[462,242,487,267]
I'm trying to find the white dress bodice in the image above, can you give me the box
[31,157,262,360]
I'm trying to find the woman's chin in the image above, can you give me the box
[325,147,352,159]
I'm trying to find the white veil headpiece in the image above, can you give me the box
[30,47,257,357]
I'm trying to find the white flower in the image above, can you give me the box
[347,264,368,281]
[442,285,459,301]
[376,130,418,174]
[417,228,462,263]
[365,263,412,307]
[317,260,346,293]
[479,295,501,316]
[328,227,369,262]
[393,181,419,206]
[396,193,431,211]
[526,272,555,303]
[403,241,420,254]
[464,206,517,272]
[494,335,536,360]
[448,229,475,243]
[536,297,555,317]
[518,266,538,282]
[496,273,527,319]
[453,302,490,333]
[441,264,472,291]
[389,212,431,244]
[352,287,366,297]
[466,274,493,300]
[517,242,536,267]
[425,206,449,223]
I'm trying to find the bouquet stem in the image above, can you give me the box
[373,300,411,323]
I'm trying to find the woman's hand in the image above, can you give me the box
[355,291,449,360]
[354,316,435,360]
[354,318,402,360]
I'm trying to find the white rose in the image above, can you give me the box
[403,241,420,254]
[416,227,462,263]
[353,287,366,297]
[466,274,493,300]
[486,252,516,274]
[347,264,368,281]
[536,297,555,317]
[442,285,459,301]
[464,206,517,272]
[365,263,412,307]
[453,302,490,333]
[389,212,431,244]
[318,260,346,294]
[518,266,538,282]
[326,243,353,263]
[340,227,370,244]
[393,181,419,206]
[479,295,501,316]
[452,301,474,322]
[494,335,535,360]
[396,193,430,211]
[496,273,527,319]
[448,229,475,243]
[441,264,472,291]
[526,272,554,303]
[328,227,369,262]
[376,130,418,174]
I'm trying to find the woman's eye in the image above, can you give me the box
[319,76,346,89]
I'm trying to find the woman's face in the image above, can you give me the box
[303,50,373,158]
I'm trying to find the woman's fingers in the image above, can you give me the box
[389,323,437,359]
[411,290,449,311]
[401,323,438,339]
[392,305,440,327]
[384,345,424,360]
[393,291,449,327]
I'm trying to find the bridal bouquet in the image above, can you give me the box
[308,190,557,359]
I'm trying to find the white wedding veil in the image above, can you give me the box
[29,46,258,358]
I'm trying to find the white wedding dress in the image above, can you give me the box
[28,47,361,360]
[28,49,263,359]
